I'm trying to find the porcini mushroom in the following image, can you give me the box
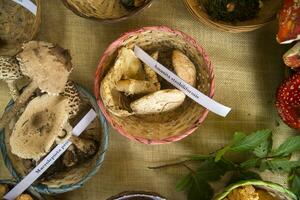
[0,56,23,100]
[0,41,73,128]
[172,50,197,87]
[10,94,70,161]
[100,47,146,117]
[130,89,186,115]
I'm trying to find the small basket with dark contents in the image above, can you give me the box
[183,0,282,33]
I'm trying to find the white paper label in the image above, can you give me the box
[11,0,37,15]
[134,46,231,117]
[4,109,97,200]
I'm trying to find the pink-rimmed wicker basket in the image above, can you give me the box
[94,26,215,144]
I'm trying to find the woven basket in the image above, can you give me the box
[107,191,166,200]
[0,0,41,56]
[94,26,214,144]
[183,0,282,33]
[0,83,109,195]
[0,180,44,200]
[61,0,153,23]
[214,179,297,200]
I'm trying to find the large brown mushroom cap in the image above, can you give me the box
[17,41,73,95]
[10,94,69,160]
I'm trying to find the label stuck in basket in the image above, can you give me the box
[11,0,37,15]
[134,46,231,117]
[3,109,97,200]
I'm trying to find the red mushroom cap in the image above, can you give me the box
[276,73,300,129]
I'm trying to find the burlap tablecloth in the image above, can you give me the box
[0,0,298,199]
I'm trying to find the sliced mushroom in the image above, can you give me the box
[144,51,161,90]
[130,89,186,115]
[101,47,146,117]
[0,56,23,100]
[118,47,145,80]
[10,94,70,161]
[0,41,73,128]
[116,79,159,95]
[172,50,197,87]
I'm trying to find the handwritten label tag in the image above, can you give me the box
[4,109,97,200]
[11,0,37,15]
[134,46,231,117]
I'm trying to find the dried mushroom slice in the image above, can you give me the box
[0,56,23,100]
[130,89,186,115]
[100,47,146,117]
[116,79,159,95]
[10,94,69,161]
[0,41,73,128]
[144,51,160,90]
[117,47,145,80]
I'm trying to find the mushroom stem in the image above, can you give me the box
[0,81,37,128]
[7,80,19,101]
[69,136,97,156]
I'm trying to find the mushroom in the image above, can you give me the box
[62,144,78,167]
[144,51,161,90]
[16,194,33,200]
[10,94,70,161]
[130,89,186,115]
[0,56,23,100]
[0,184,8,197]
[70,136,97,156]
[100,47,146,117]
[0,41,73,128]
[172,50,197,87]
[116,79,159,95]
[62,80,82,119]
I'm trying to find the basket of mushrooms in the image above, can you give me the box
[0,0,41,56]
[0,41,109,194]
[61,0,152,22]
[95,26,214,144]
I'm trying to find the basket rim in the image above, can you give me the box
[182,0,278,33]
[0,83,110,195]
[94,25,215,145]
[60,0,153,23]
[0,0,42,56]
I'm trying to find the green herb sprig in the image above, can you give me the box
[149,130,300,200]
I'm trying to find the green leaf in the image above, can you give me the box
[187,179,214,200]
[215,146,231,162]
[228,170,261,185]
[253,137,272,158]
[259,159,300,173]
[196,159,228,181]
[215,132,246,161]
[176,174,193,191]
[289,171,300,197]
[240,158,260,169]
[272,136,300,157]
[230,130,272,152]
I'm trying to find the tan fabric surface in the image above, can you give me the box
[0,0,297,199]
